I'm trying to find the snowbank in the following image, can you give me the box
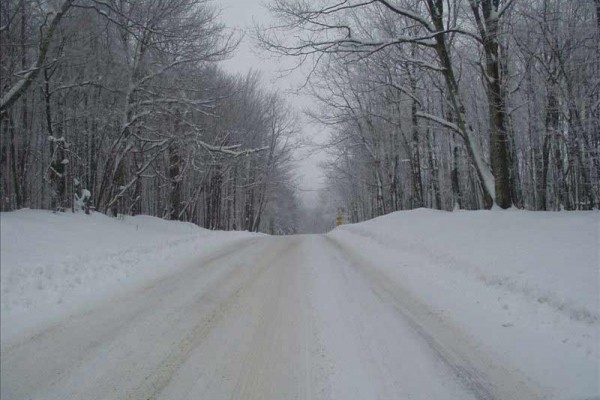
[329,209,599,399]
[1,209,255,342]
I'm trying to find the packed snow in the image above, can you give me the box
[1,208,598,399]
[329,208,599,399]
[0,209,255,342]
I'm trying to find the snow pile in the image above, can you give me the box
[329,209,599,399]
[1,209,254,341]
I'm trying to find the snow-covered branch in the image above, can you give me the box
[0,0,74,113]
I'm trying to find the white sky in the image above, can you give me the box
[218,0,329,208]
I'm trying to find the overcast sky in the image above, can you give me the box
[218,0,329,208]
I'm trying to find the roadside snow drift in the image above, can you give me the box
[0,209,255,341]
[329,209,599,400]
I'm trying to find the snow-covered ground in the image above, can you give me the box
[0,209,255,342]
[1,208,598,399]
[329,209,599,399]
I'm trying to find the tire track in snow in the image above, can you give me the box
[1,237,264,400]
[227,236,325,400]
[127,238,296,400]
[325,235,544,400]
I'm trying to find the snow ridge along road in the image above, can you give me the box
[0,234,572,399]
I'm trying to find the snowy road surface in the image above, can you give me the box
[1,234,547,400]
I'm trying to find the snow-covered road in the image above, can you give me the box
[1,234,544,400]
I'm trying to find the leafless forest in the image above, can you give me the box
[1,0,599,233]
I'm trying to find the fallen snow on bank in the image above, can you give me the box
[329,209,599,399]
[1,209,255,342]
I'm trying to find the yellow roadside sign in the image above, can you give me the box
[335,211,343,226]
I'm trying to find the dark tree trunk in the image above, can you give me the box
[409,74,424,208]
[9,112,22,208]
[111,157,126,217]
[168,141,182,220]
[232,165,238,230]
[428,0,494,208]
[452,145,462,210]
[478,0,512,208]
[427,128,441,210]
[540,90,561,210]
[555,140,572,210]
[539,135,551,210]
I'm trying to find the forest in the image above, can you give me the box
[1,0,301,234]
[261,0,599,223]
[1,0,599,233]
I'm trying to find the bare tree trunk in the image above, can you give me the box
[452,145,462,210]
[555,139,572,210]
[9,112,22,208]
[130,149,143,216]
[0,114,12,211]
[18,0,29,208]
[410,77,424,208]
[389,153,399,211]
[374,166,386,216]
[168,141,182,220]
[539,135,550,210]
[48,97,67,212]
[111,156,126,217]
[427,127,441,210]
[540,90,561,210]
[470,0,513,208]
[232,165,238,230]
[428,1,495,208]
